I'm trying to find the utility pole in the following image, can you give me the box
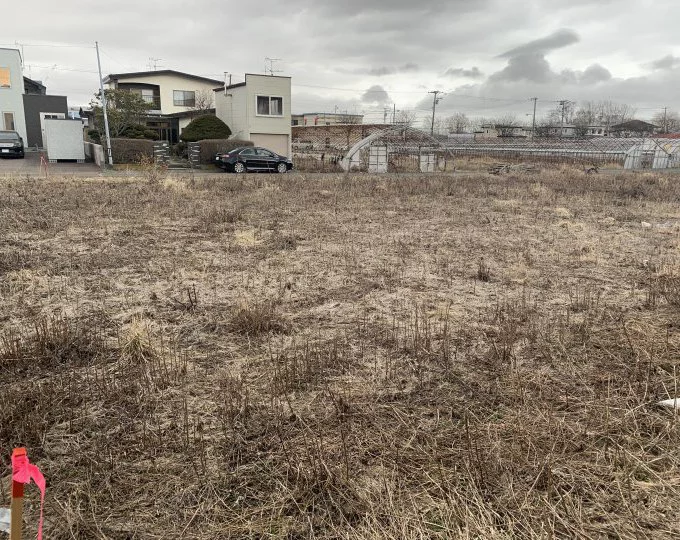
[429,90,442,136]
[392,103,397,124]
[558,100,572,137]
[663,106,668,133]
[95,41,113,166]
[383,107,390,124]
[530,97,538,142]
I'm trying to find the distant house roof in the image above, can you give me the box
[212,73,291,92]
[104,70,222,86]
[23,76,46,95]
[299,112,363,116]
[611,119,658,131]
[165,108,216,118]
[481,124,525,129]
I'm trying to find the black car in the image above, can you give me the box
[215,146,293,173]
[0,130,25,158]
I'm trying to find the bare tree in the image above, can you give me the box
[492,114,519,137]
[574,101,600,125]
[395,110,417,127]
[652,110,680,133]
[470,117,490,132]
[339,113,362,124]
[421,116,446,135]
[597,101,636,133]
[191,89,215,113]
[445,112,470,134]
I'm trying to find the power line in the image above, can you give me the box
[0,42,95,49]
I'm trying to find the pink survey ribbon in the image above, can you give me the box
[12,449,46,540]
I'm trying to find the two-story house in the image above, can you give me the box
[214,74,292,157]
[0,47,69,149]
[103,70,223,142]
[0,48,28,141]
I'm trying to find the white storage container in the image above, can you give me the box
[44,119,85,161]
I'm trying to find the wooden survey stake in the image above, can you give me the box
[9,448,26,540]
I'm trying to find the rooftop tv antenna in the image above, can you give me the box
[147,57,163,71]
[264,57,282,76]
[15,41,25,66]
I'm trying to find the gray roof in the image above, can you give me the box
[104,69,222,86]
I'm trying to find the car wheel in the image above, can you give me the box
[233,162,246,174]
[276,162,288,174]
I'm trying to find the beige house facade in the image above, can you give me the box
[214,74,292,157]
[103,70,222,142]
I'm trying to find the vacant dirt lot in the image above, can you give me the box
[1,169,680,538]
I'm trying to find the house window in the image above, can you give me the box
[0,67,10,88]
[3,112,15,130]
[256,95,284,116]
[128,88,158,107]
[141,89,155,104]
[173,90,195,107]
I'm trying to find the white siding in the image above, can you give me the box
[246,74,291,137]
[0,48,27,142]
[215,86,249,140]
[215,74,292,155]
[251,134,290,157]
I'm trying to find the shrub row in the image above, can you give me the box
[109,138,155,163]
[103,138,253,165]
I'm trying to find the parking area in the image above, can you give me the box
[0,151,103,176]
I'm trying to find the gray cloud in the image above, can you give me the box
[489,30,610,87]
[647,54,680,70]
[3,0,680,120]
[444,66,483,78]
[498,29,580,58]
[490,54,552,83]
[367,63,419,76]
[579,64,612,84]
[361,85,391,104]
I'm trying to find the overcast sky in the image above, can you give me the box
[3,0,678,124]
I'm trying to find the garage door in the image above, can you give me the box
[251,134,290,157]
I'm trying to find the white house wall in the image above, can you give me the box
[0,48,27,142]
[215,86,249,140]
[215,74,292,155]
[107,73,217,115]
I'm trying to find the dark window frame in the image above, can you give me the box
[255,95,284,117]
[173,90,196,107]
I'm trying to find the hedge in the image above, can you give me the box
[109,138,155,163]
[198,139,253,165]
[180,115,232,142]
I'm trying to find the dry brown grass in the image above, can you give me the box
[1,169,680,538]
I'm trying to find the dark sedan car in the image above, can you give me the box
[0,130,25,158]
[215,146,293,173]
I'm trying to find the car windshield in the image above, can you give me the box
[0,132,19,141]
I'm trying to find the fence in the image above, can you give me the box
[293,129,680,172]
[83,142,105,169]
[153,141,170,165]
